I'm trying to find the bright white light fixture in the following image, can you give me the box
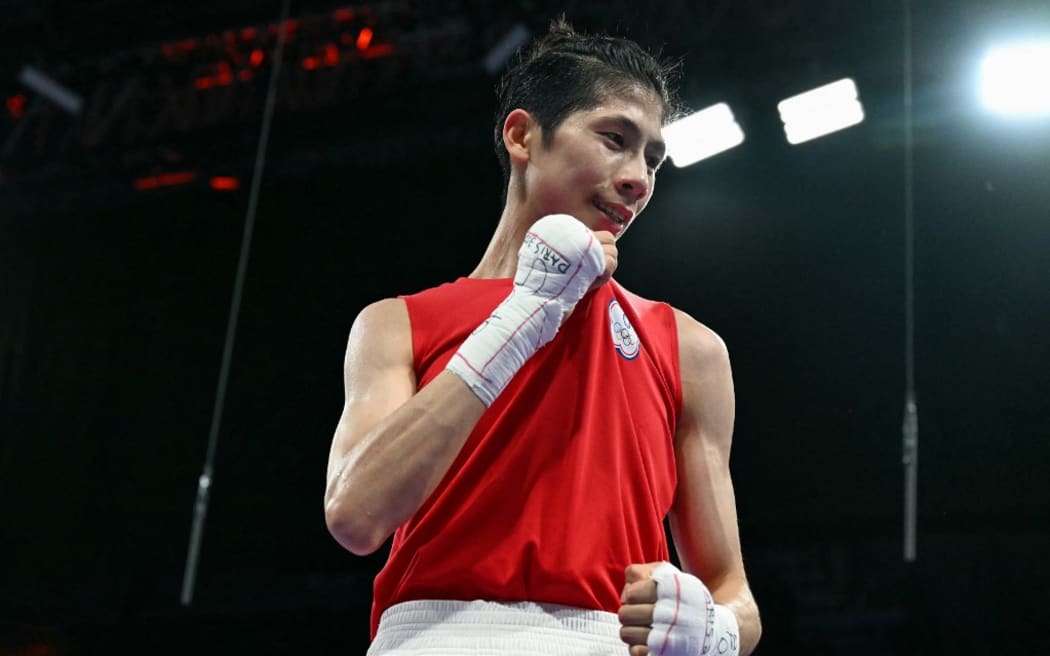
[483,24,530,75]
[18,66,83,115]
[778,78,864,145]
[663,103,745,167]
[979,41,1050,116]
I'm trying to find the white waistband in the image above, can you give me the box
[368,599,625,656]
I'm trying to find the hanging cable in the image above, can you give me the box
[180,0,293,606]
[902,0,919,563]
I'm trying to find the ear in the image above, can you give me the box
[502,108,538,168]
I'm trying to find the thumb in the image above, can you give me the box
[624,561,664,585]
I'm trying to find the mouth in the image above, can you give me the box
[593,200,633,232]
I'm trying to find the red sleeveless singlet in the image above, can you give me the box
[370,277,682,637]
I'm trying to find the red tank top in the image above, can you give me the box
[370,277,682,637]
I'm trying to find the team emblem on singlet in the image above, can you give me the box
[608,299,641,360]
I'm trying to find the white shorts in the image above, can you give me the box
[367,599,626,655]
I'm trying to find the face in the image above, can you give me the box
[518,88,667,240]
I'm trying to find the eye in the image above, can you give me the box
[602,132,625,147]
[646,156,663,172]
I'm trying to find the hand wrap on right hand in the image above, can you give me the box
[446,214,604,406]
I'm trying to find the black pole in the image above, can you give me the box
[180,0,293,605]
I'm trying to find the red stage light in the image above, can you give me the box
[238,70,253,82]
[194,77,214,90]
[241,27,257,41]
[356,27,374,51]
[362,43,394,59]
[6,94,26,119]
[134,171,197,190]
[324,43,340,66]
[334,8,354,22]
[216,61,233,85]
[301,56,320,71]
[250,49,264,67]
[210,176,240,191]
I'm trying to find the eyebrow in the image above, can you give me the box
[610,115,667,160]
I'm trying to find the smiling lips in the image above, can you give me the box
[593,199,633,232]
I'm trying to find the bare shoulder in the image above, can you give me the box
[351,297,410,337]
[671,307,731,374]
[344,297,414,393]
[670,307,734,451]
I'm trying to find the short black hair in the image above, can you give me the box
[493,16,682,190]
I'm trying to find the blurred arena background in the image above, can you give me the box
[1,1,1048,653]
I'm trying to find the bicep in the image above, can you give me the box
[326,298,416,484]
[668,310,746,592]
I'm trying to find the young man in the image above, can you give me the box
[325,19,761,656]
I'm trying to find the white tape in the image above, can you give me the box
[648,562,740,656]
[447,214,604,406]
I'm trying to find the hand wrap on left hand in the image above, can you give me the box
[648,562,740,656]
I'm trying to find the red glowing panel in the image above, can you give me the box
[324,43,340,66]
[362,43,395,59]
[6,94,26,119]
[158,171,196,186]
[356,27,373,51]
[250,49,264,67]
[210,176,240,191]
[134,171,196,190]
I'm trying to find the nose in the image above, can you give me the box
[615,155,650,203]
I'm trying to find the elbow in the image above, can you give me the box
[742,598,762,654]
[752,609,763,650]
[324,496,387,556]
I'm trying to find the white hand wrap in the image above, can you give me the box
[446,214,604,406]
[648,562,740,656]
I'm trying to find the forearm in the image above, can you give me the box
[324,371,484,554]
[711,577,762,655]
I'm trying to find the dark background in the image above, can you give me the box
[2,1,1048,653]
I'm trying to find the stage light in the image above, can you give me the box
[483,23,530,75]
[210,176,240,191]
[324,43,340,66]
[6,94,26,119]
[18,66,83,116]
[356,27,374,51]
[980,41,1050,116]
[778,78,864,145]
[134,171,197,190]
[662,103,745,167]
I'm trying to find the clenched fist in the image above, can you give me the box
[618,562,661,656]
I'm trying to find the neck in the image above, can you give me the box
[469,194,532,279]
